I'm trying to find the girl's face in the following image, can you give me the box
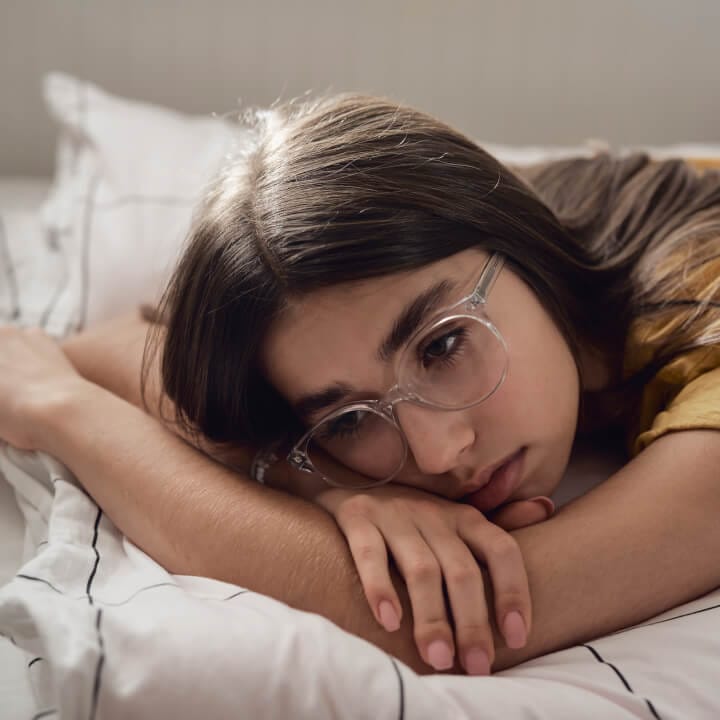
[261,248,599,508]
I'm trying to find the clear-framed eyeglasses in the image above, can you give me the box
[286,252,508,489]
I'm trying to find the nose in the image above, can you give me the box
[394,402,476,476]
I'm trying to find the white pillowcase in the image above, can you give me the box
[37,72,256,335]
[34,73,606,338]
[35,72,720,339]
[2,443,720,719]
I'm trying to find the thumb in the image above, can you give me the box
[488,496,555,531]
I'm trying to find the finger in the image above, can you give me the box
[459,515,531,651]
[418,526,494,676]
[341,517,403,632]
[381,519,456,672]
[489,497,553,531]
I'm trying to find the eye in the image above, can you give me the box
[318,410,368,439]
[424,332,458,358]
[420,327,467,368]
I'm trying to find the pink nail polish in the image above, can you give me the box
[503,610,527,649]
[527,495,555,516]
[465,648,490,675]
[427,640,454,670]
[378,601,400,631]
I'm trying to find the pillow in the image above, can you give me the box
[37,73,612,338]
[0,206,67,334]
[2,442,720,719]
[38,72,257,335]
[37,72,720,339]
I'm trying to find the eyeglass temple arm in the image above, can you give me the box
[468,253,504,308]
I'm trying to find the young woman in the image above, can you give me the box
[2,93,720,678]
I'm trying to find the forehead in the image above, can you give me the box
[260,248,490,403]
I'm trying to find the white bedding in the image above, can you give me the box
[3,126,720,715]
[1,441,720,719]
[0,177,53,719]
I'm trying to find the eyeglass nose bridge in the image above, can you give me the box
[375,384,423,421]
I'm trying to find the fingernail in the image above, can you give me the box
[503,610,527,649]
[427,640,454,670]
[528,495,555,517]
[378,601,400,632]
[464,647,490,676]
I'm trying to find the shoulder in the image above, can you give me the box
[622,245,720,458]
[630,365,720,457]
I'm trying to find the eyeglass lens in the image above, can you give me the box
[306,316,506,487]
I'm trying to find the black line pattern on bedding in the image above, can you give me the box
[72,79,92,336]
[86,507,102,603]
[86,506,105,720]
[90,608,105,720]
[40,228,70,331]
[17,571,251,605]
[76,172,101,333]
[0,629,17,646]
[582,644,661,719]
[28,653,49,711]
[32,709,58,719]
[17,573,65,595]
[98,582,179,606]
[609,601,720,636]
[15,573,254,606]
[389,657,405,720]
[0,216,20,322]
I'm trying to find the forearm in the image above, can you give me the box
[493,428,720,670]
[60,310,242,466]
[57,316,720,671]
[36,381,428,672]
[61,309,152,409]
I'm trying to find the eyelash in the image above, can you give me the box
[317,327,469,440]
[418,325,468,369]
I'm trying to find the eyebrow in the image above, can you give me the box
[293,278,456,423]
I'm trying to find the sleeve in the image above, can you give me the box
[632,366,720,457]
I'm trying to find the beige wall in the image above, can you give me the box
[2,0,719,176]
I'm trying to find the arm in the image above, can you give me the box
[503,427,720,665]
[60,309,246,468]
[58,314,720,671]
[60,309,152,409]
[36,379,431,673]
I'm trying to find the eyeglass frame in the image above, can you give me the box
[285,251,508,489]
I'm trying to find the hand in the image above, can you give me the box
[0,325,89,450]
[313,483,553,675]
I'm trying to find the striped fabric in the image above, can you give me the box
[2,441,720,718]
[0,72,255,338]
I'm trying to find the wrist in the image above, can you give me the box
[29,378,114,456]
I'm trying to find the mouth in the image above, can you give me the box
[460,446,527,513]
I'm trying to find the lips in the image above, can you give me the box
[461,447,527,513]
[468,449,519,491]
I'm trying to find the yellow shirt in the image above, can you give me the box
[624,347,720,458]
[622,232,720,458]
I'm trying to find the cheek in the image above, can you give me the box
[475,334,578,438]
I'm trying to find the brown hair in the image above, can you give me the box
[142,93,720,452]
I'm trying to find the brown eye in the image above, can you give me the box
[425,333,457,358]
[420,328,467,367]
[317,410,367,439]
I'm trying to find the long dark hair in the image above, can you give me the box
[142,93,720,452]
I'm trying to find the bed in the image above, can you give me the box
[2,73,720,719]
